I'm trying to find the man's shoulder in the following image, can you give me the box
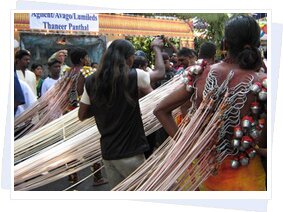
[42,77,51,84]
[26,69,36,78]
[16,70,23,76]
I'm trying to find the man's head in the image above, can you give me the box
[15,49,31,70]
[162,52,171,72]
[70,48,89,66]
[177,48,197,68]
[48,58,61,79]
[170,53,178,64]
[135,50,147,60]
[56,50,68,64]
[198,42,216,64]
[48,50,68,65]
[133,56,148,71]
[133,50,149,70]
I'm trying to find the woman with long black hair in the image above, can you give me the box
[78,38,164,189]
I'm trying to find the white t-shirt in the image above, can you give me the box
[80,68,150,105]
[15,79,37,117]
[41,77,60,96]
[16,69,37,96]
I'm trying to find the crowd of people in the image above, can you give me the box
[14,14,267,191]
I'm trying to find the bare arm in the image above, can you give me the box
[149,38,165,83]
[139,86,154,98]
[153,84,191,137]
[78,102,94,121]
[77,74,85,97]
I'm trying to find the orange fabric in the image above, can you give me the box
[175,113,183,125]
[199,155,266,191]
[65,105,77,112]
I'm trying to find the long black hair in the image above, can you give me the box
[224,15,262,70]
[31,63,43,71]
[70,48,88,65]
[93,39,135,106]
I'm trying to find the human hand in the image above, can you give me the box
[151,37,164,49]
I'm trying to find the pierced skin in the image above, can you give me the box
[153,62,267,153]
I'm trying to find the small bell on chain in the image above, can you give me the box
[230,156,240,169]
[250,102,261,115]
[258,88,267,101]
[262,77,267,89]
[250,82,262,94]
[249,126,261,140]
[192,65,203,75]
[234,125,244,139]
[241,136,253,149]
[188,66,195,76]
[242,116,254,130]
[239,153,249,166]
[246,148,257,158]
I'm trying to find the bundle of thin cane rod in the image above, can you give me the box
[112,71,251,191]
[14,126,101,191]
[14,108,95,164]
[14,76,182,190]
[15,75,181,163]
[14,68,81,139]
[112,91,224,191]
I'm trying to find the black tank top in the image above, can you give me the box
[85,68,149,160]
